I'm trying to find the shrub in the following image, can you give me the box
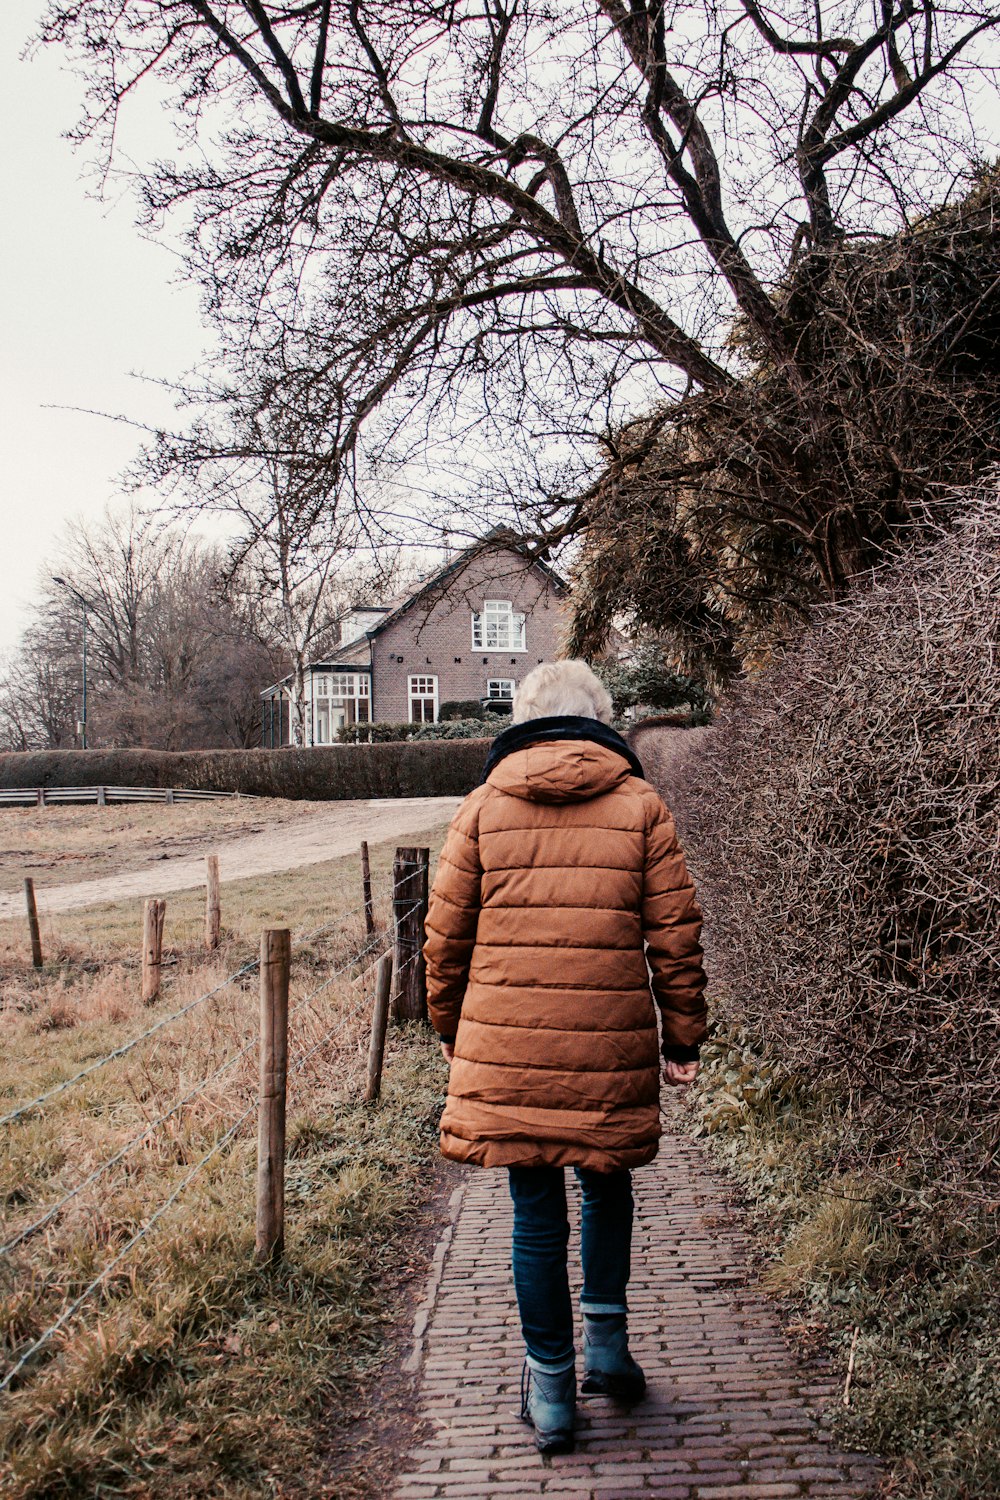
[669,476,1000,1192]
[438,699,482,721]
[567,170,1000,686]
[595,644,712,719]
[413,718,500,740]
[337,722,412,743]
[0,742,489,800]
[621,710,710,734]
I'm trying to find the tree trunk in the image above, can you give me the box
[820,511,870,595]
[290,657,308,747]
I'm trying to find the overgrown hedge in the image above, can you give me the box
[668,476,1000,1188]
[662,479,1000,1497]
[0,741,490,801]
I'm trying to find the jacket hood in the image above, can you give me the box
[482,716,644,804]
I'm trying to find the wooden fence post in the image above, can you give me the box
[96,785,106,807]
[141,898,166,1005]
[418,846,430,910]
[256,928,290,1265]
[23,878,43,970]
[205,854,221,952]
[365,952,394,1105]
[36,789,44,808]
[360,840,375,936]
[391,846,429,1023]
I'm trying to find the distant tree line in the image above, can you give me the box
[0,503,431,754]
[0,507,289,752]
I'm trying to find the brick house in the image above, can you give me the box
[260,536,568,745]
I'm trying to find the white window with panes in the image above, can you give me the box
[314,671,370,705]
[471,599,526,651]
[408,674,439,723]
[310,670,370,742]
[486,678,515,700]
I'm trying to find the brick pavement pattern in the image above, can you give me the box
[392,1100,881,1499]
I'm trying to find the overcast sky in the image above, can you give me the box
[0,4,209,654]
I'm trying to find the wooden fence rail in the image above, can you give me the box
[0,785,250,808]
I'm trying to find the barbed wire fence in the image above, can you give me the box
[0,844,433,1396]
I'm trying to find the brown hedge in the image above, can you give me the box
[666,477,1000,1190]
[0,741,490,801]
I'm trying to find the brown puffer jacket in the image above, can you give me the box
[423,723,707,1172]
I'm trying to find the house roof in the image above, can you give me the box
[326,636,374,668]
[366,529,567,638]
[259,649,373,697]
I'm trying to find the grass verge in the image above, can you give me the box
[686,1029,1000,1500]
[0,831,452,1498]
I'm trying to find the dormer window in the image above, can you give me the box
[472,599,526,651]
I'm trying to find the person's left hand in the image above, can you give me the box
[440,1041,455,1064]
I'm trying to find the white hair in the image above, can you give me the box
[512,660,614,725]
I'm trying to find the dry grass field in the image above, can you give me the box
[0,799,319,894]
[0,824,453,1499]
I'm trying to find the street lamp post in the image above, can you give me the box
[52,576,93,750]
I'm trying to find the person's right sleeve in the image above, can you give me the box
[641,793,709,1058]
[423,790,485,1043]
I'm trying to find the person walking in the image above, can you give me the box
[423,659,708,1454]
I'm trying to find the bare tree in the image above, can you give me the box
[38,2,1000,647]
[0,644,79,752]
[141,374,380,744]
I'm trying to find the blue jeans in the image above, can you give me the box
[508,1165,633,1368]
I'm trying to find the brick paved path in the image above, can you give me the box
[392,1101,881,1499]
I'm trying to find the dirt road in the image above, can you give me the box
[0,796,462,919]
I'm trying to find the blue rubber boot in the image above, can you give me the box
[581,1312,646,1401]
[520,1356,576,1453]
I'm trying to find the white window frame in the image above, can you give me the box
[471,599,526,652]
[408,674,439,723]
[310,670,370,725]
[486,678,515,699]
[328,672,369,700]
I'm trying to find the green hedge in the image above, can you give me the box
[0,742,489,801]
[415,718,501,740]
[339,718,503,743]
[337,723,412,743]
